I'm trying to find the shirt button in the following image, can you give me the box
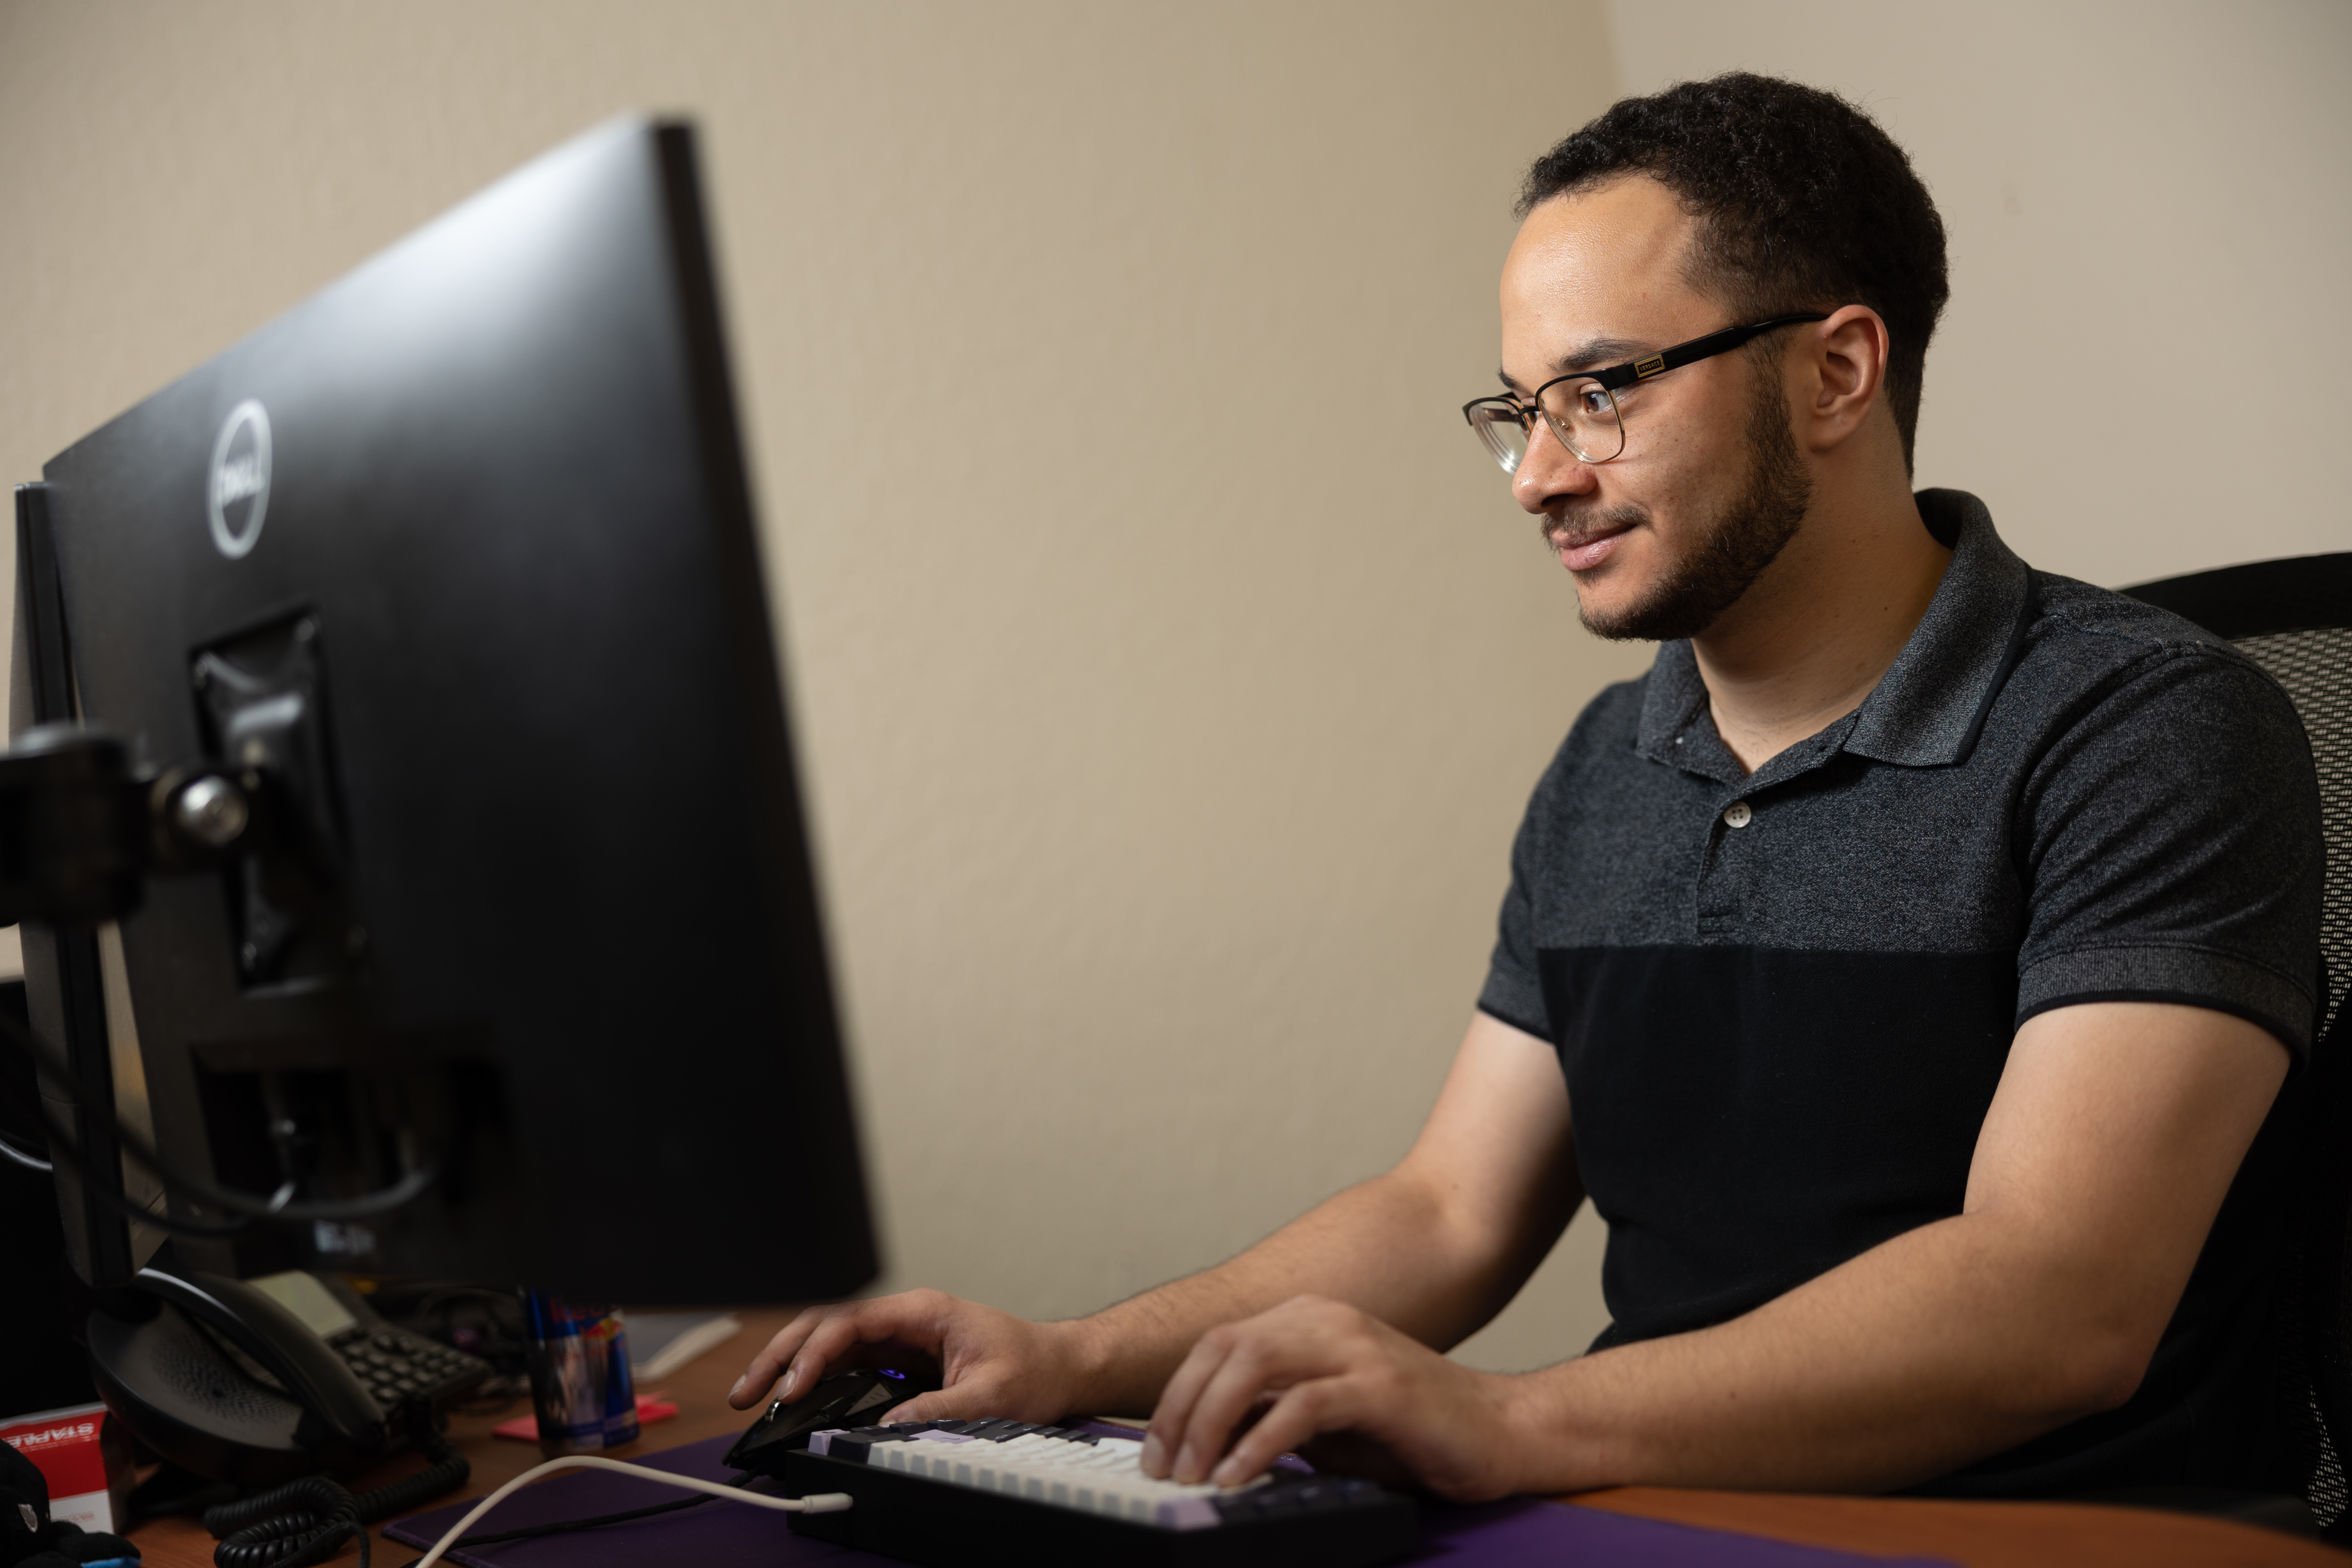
[1723,802,1752,829]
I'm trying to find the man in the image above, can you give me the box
[732,74,2324,1501]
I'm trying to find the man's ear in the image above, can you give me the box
[1799,304,1892,454]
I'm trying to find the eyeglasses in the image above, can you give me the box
[1462,312,1829,473]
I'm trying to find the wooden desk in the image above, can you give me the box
[1572,1485,2345,1566]
[128,1308,2346,1567]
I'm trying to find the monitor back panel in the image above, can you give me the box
[35,120,876,1303]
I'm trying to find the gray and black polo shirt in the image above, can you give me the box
[1477,488,2324,1496]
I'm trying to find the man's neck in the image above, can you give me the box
[1690,487,1951,775]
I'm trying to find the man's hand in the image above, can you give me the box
[727,1288,1090,1425]
[1138,1295,1524,1502]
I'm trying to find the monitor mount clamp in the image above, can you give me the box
[0,723,259,929]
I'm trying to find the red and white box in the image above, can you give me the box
[0,1402,132,1534]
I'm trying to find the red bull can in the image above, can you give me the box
[518,1290,638,1458]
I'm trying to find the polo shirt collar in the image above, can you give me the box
[1633,489,2032,775]
[1843,489,2032,768]
[1633,634,1712,764]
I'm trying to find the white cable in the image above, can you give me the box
[407,1454,852,1568]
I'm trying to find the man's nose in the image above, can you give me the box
[1512,420,1599,514]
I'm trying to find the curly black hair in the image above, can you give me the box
[1520,73,1949,472]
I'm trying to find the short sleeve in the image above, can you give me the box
[1477,766,1559,1043]
[2015,647,2324,1057]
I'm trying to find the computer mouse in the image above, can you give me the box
[721,1364,941,1476]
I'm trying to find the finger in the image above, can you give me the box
[739,1294,944,1410]
[729,1306,830,1408]
[1168,1338,1290,1485]
[881,1375,1022,1426]
[1212,1377,1352,1487]
[778,1303,933,1405]
[1141,1331,1236,1479]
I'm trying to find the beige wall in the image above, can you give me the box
[0,0,1632,1371]
[1610,0,2352,585]
[3,1,2343,1386]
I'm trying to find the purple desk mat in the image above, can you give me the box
[386,1431,1956,1568]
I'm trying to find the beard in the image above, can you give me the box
[1546,358,1814,643]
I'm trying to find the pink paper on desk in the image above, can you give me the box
[491,1393,678,1442]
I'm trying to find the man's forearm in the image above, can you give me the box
[1062,1164,1563,1416]
[1501,1208,2147,1494]
[1060,1013,1583,1417]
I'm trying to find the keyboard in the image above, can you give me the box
[777,1418,1418,1567]
[328,1324,490,1416]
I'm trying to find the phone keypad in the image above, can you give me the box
[335,1327,490,1413]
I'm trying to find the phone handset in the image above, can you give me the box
[134,1266,387,1454]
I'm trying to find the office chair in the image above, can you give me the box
[2127,551,2352,1540]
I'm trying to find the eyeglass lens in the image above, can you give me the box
[1465,380,1623,474]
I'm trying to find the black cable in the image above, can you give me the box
[0,1068,254,1237]
[418,1491,716,1548]
[205,1433,469,1568]
[388,1475,769,1568]
[205,1475,366,1568]
[349,1436,472,1524]
[0,1004,438,1222]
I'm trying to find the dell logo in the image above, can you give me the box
[207,399,273,559]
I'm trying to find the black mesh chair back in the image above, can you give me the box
[2127,551,2352,1534]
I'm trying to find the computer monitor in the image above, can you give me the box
[15,118,877,1305]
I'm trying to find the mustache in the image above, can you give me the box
[1540,503,1650,550]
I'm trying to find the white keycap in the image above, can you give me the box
[843,1429,1268,1532]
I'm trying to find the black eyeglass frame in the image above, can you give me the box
[1463,311,1831,469]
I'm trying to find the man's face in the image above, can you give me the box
[1499,178,1810,641]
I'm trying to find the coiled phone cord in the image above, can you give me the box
[203,1431,469,1568]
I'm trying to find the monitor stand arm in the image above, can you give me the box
[9,481,286,1294]
[0,723,254,928]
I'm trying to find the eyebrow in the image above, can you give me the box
[1497,337,1648,393]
